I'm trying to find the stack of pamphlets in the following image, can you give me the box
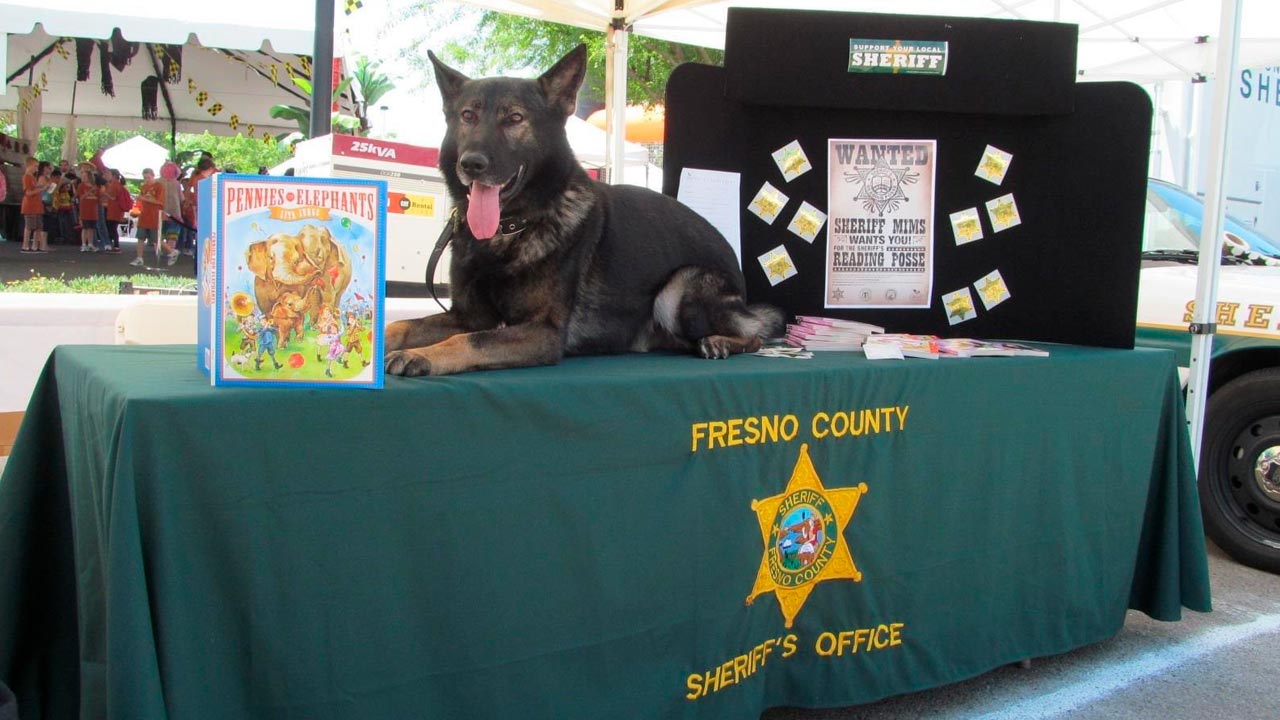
[862,335,1050,360]
[863,334,942,360]
[778,315,1049,359]
[785,315,885,351]
[936,339,1050,357]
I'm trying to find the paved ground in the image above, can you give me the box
[0,235,196,285]
[763,544,1280,720]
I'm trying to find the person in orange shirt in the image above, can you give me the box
[102,169,125,254]
[132,167,165,267]
[20,157,50,253]
[181,155,217,256]
[76,164,101,253]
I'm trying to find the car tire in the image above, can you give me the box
[1199,368,1280,574]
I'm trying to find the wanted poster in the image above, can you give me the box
[825,139,936,308]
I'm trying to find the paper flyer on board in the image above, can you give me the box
[825,139,936,308]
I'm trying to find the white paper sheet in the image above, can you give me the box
[677,168,742,266]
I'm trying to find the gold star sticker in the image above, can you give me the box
[753,194,782,218]
[783,150,807,176]
[980,156,1006,178]
[795,213,819,237]
[946,294,975,320]
[747,444,867,628]
[977,277,1008,306]
[764,253,793,280]
[991,200,1017,226]
[956,218,981,241]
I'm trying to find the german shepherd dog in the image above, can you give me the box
[384,45,783,376]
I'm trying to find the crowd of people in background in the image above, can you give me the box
[19,151,221,267]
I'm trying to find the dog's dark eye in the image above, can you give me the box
[460,109,477,123]
[506,112,524,125]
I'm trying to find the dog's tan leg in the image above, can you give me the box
[385,313,479,352]
[385,324,562,376]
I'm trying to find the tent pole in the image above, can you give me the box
[605,18,629,185]
[310,0,335,139]
[1181,80,1197,188]
[1187,0,1243,469]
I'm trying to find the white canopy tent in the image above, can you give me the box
[100,134,169,179]
[0,1,313,54]
[0,1,349,146]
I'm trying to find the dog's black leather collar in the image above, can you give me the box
[494,217,528,239]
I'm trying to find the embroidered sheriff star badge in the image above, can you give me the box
[747,444,867,628]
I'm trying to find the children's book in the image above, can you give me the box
[197,174,387,388]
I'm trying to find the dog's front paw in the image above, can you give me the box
[696,335,761,359]
[385,349,433,377]
[697,336,734,360]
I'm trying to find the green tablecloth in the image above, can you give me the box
[0,344,1210,719]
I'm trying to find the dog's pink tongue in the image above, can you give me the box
[467,182,501,239]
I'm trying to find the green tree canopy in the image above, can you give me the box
[397,2,723,110]
[28,125,290,174]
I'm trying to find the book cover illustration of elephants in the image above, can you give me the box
[198,174,387,388]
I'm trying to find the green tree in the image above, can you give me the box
[350,55,397,136]
[29,125,290,173]
[174,132,291,174]
[36,125,65,161]
[396,2,722,109]
[269,75,359,147]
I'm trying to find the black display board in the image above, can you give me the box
[663,9,1151,349]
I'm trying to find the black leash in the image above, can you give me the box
[425,209,457,314]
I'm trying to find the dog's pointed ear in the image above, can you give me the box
[538,44,587,117]
[428,50,470,106]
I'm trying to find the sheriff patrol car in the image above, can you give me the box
[1135,178,1280,574]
